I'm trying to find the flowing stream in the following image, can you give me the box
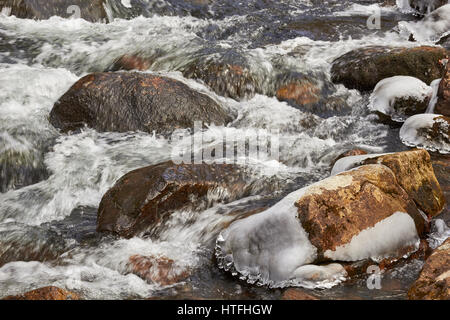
[0,0,448,299]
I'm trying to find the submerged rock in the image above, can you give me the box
[0,0,108,22]
[280,288,319,300]
[49,72,231,134]
[435,63,450,116]
[0,148,48,193]
[182,58,260,101]
[2,286,80,300]
[108,54,153,72]
[126,254,190,286]
[400,114,450,154]
[0,223,66,267]
[408,238,450,300]
[369,76,433,123]
[216,164,426,288]
[331,149,445,217]
[331,46,448,91]
[276,80,321,108]
[97,161,254,238]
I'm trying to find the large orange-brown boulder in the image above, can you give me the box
[2,286,80,300]
[331,46,448,91]
[126,255,190,286]
[435,63,450,116]
[408,238,450,300]
[296,164,426,260]
[216,164,427,287]
[331,149,445,218]
[50,72,231,134]
[362,150,445,218]
[97,161,255,238]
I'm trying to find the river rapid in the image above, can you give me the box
[0,0,448,299]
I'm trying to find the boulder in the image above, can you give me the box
[2,286,80,300]
[368,76,433,123]
[0,0,108,22]
[400,114,450,154]
[49,72,231,134]
[126,254,190,286]
[97,161,253,238]
[296,165,425,259]
[332,149,445,217]
[182,59,259,101]
[216,164,426,287]
[435,63,450,116]
[408,238,450,300]
[331,46,448,91]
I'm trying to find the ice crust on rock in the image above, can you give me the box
[324,212,420,261]
[331,153,392,175]
[400,113,450,154]
[368,76,433,122]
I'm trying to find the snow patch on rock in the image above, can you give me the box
[368,76,433,122]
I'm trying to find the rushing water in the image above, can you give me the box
[0,0,447,299]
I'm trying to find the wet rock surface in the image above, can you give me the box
[0,0,108,22]
[408,238,450,300]
[182,58,260,101]
[97,161,255,238]
[2,286,80,300]
[49,72,232,134]
[435,63,450,116]
[331,46,448,91]
[126,254,191,286]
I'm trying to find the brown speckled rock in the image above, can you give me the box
[408,238,450,300]
[331,46,448,91]
[2,286,80,300]
[362,149,445,218]
[50,72,231,134]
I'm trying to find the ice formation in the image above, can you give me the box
[398,4,450,42]
[426,78,442,113]
[396,0,449,14]
[400,113,450,154]
[368,76,433,122]
[331,153,391,175]
[324,212,420,262]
